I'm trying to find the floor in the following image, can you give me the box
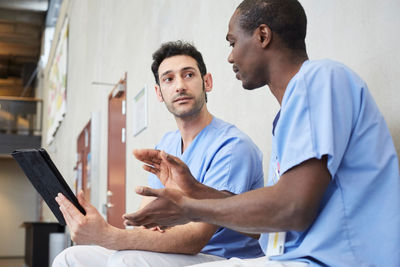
[0,257,25,267]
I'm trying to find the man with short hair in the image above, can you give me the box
[53,40,265,266]
[127,1,400,266]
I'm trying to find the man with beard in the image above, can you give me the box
[53,40,265,266]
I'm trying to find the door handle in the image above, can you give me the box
[103,190,114,211]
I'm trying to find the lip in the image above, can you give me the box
[232,66,240,80]
[173,96,192,103]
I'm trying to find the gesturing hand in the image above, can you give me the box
[123,186,193,228]
[133,149,199,195]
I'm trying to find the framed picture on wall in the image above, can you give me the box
[132,85,148,137]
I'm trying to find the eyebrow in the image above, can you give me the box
[160,70,172,77]
[181,66,196,72]
[160,66,197,78]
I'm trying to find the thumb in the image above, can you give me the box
[135,186,162,198]
[77,190,90,209]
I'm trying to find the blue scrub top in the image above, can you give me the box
[149,117,265,259]
[260,59,400,266]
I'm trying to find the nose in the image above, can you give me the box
[175,76,186,92]
[228,51,234,64]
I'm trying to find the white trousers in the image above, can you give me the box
[187,256,308,267]
[52,245,225,267]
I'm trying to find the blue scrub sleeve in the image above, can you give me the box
[148,138,264,192]
[276,64,361,177]
[201,138,264,194]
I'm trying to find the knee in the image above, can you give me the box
[51,246,91,267]
[108,250,152,267]
[52,246,75,267]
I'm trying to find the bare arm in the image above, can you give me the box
[188,157,331,233]
[106,222,217,254]
[126,156,331,233]
[56,192,218,254]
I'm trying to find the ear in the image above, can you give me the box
[257,24,272,48]
[203,73,213,93]
[154,85,164,102]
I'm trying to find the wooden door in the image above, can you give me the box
[107,77,126,229]
[76,121,91,201]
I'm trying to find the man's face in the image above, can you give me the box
[156,55,210,118]
[226,11,267,90]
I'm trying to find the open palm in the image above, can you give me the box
[134,149,199,195]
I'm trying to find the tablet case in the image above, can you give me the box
[11,148,86,225]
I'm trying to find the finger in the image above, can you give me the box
[59,205,75,226]
[56,198,70,224]
[123,215,145,226]
[123,209,152,226]
[140,160,161,169]
[55,195,70,225]
[156,226,165,233]
[135,186,162,198]
[124,219,133,226]
[143,223,164,229]
[57,193,85,220]
[159,226,168,231]
[124,218,154,228]
[124,219,135,227]
[77,191,90,210]
[57,195,78,227]
[133,149,162,165]
[142,164,160,175]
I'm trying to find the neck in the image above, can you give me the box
[175,107,213,153]
[267,51,308,105]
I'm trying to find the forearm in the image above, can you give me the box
[184,158,331,234]
[185,186,302,234]
[101,222,216,254]
[188,184,260,239]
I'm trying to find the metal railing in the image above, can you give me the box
[0,96,42,136]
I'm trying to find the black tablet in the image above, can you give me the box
[11,148,86,225]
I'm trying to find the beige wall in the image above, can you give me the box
[40,0,400,220]
[0,157,38,256]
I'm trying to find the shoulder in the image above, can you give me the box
[208,117,262,158]
[300,59,365,88]
[155,129,180,150]
[200,118,264,191]
[284,59,367,106]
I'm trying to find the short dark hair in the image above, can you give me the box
[151,40,207,85]
[237,0,307,51]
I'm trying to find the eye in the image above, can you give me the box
[163,77,172,82]
[182,72,194,79]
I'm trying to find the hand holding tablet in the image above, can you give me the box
[11,148,86,225]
